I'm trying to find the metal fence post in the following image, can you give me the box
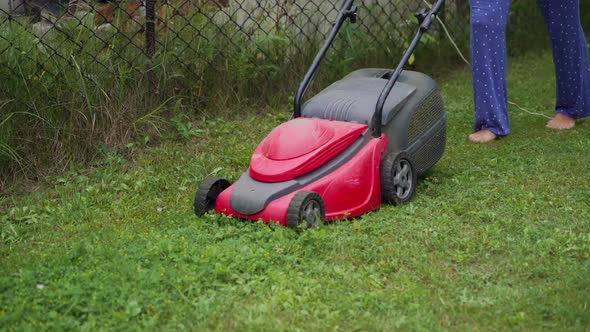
[145,0,157,96]
[145,0,156,57]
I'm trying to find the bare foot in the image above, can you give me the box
[469,130,497,143]
[546,113,576,130]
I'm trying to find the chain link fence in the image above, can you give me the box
[2,0,588,102]
[0,0,474,89]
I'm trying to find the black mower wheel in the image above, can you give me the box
[194,176,231,217]
[286,191,326,229]
[381,151,417,205]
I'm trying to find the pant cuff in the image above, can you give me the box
[556,108,590,120]
[474,126,510,137]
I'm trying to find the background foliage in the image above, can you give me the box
[0,0,589,187]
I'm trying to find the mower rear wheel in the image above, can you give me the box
[194,176,231,216]
[381,151,417,205]
[286,192,325,229]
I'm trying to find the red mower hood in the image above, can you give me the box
[250,118,368,182]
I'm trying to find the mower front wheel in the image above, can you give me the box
[381,151,417,205]
[286,191,326,229]
[194,176,231,216]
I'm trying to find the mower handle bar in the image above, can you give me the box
[292,0,445,138]
[371,0,445,137]
[293,0,357,119]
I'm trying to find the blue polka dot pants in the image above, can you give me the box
[470,0,590,136]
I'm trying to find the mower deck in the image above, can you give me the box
[214,118,388,226]
[194,0,447,228]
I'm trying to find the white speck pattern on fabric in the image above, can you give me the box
[470,0,590,136]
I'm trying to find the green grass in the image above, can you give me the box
[1,51,589,331]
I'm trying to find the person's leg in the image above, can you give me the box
[469,0,512,143]
[538,0,590,130]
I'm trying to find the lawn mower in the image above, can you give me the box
[194,0,447,227]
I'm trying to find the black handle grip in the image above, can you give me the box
[293,0,356,118]
[371,0,445,138]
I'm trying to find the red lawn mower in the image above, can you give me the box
[195,0,447,228]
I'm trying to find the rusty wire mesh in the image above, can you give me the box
[0,0,473,86]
